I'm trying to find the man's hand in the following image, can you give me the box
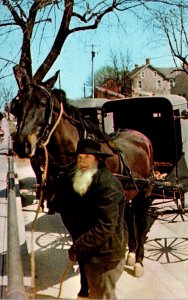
[68,245,77,262]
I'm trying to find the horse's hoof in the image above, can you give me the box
[126,252,136,266]
[77,288,88,299]
[33,199,39,204]
[134,262,144,278]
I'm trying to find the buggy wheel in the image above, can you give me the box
[176,198,183,211]
[145,237,188,264]
[35,232,72,250]
[174,192,185,213]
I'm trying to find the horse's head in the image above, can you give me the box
[12,68,61,158]
[13,84,51,157]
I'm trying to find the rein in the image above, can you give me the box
[30,87,65,296]
[30,89,77,298]
[42,102,63,147]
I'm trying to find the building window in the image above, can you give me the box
[156,80,161,88]
[137,80,142,89]
[169,79,175,88]
[153,71,157,77]
[141,71,145,78]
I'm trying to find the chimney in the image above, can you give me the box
[146,58,150,65]
[135,64,138,69]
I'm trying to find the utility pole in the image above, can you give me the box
[83,83,86,98]
[91,44,95,98]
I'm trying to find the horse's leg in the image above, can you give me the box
[134,193,150,277]
[77,261,89,298]
[30,156,44,211]
[45,189,56,215]
[124,201,137,267]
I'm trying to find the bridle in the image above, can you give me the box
[28,84,87,148]
[29,84,61,147]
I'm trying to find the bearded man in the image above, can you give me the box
[59,138,126,300]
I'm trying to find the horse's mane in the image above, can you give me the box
[52,88,109,141]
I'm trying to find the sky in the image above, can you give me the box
[41,25,174,100]
[0,3,178,106]
[44,11,176,100]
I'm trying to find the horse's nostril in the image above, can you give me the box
[24,141,31,154]
[19,136,24,143]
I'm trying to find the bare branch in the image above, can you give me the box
[2,0,26,29]
[33,0,73,82]
[0,18,52,27]
[2,0,188,88]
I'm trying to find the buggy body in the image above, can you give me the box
[70,95,188,213]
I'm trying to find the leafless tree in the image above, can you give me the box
[0,80,14,110]
[110,49,132,81]
[94,50,132,83]
[0,0,186,89]
[140,1,188,72]
[93,50,132,97]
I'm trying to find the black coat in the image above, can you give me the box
[59,166,126,263]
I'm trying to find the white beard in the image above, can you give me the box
[73,168,98,196]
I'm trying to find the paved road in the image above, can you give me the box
[14,156,188,299]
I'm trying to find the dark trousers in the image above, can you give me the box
[84,257,125,299]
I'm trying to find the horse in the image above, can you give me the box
[12,75,154,288]
[10,72,63,209]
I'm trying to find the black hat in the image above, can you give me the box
[68,139,113,158]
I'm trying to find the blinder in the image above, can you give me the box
[29,84,56,146]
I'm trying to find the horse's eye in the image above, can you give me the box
[39,99,46,108]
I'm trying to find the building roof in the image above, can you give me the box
[130,64,166,78]
[155,67,179,79]
[95,86,125,98]
[130,63,180,80]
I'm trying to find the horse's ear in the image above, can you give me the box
[42,70,60,89]
[13,65,31,90]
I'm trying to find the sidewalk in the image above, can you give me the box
[15,153,188,299]
[0,117,9,298]
[1,115,188,299]
[0,117,32,299]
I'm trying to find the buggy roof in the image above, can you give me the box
[101,95,188,114]
[69,95,187,112]
[130,95,188,111]
[69,98,110,109]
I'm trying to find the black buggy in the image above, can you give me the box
[70,95,188,219]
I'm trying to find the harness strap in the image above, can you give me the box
[99,131,139,192]
[118,150,139,192]
[63,111,87,139]
[39,102,64,147]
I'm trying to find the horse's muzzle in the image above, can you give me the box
[13,135,36,158]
